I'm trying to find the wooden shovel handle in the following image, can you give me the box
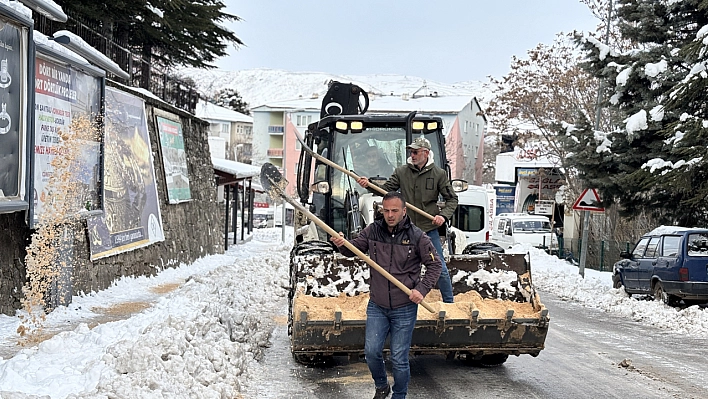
[306,146,435,222]
[296,200,436,313]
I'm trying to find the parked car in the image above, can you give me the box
[490,213,558,254]
[612,226,708,306]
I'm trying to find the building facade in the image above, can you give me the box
[195,100,254,163]
[251,91,487,196]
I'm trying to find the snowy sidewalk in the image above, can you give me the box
[0,228,292,399]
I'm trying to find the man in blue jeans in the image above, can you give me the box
[357,136,458,303]
[331,191,442,399]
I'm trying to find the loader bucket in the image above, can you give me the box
[289,243,549,364]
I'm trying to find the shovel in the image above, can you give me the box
[260,162,435,313]
[294,134,435,222]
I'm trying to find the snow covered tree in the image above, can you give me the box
[212,88,250,115]
[54,0,243,70]
[570,0,708,225]
[487,34,602,203]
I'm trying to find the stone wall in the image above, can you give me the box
[0,83,223,315]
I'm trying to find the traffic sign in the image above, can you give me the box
[572,188,604,212]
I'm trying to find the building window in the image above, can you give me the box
[221,123,230,134]
[296,115,302,125]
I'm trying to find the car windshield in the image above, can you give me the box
[513,220,551,232]
[687,233,708,256]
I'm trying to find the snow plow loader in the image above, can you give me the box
[285,81,549,366]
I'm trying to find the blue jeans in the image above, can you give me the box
[426,228,454,303]
[365,301,418,399]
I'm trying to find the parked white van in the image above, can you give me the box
[449,186,494,254]
[490,213,558,253]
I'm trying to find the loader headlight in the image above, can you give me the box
[335,121,348,131]
[310,181,330,194]
[412,121,440,132]
[334,120,364,132]
[450,179,468,192]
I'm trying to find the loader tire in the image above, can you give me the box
[462,242,505,255]
[463,353,509,367]
[293,353,334,367]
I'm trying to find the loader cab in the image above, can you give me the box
[296,114,449,240]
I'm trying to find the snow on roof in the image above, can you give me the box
[21,0,66,22]
[212,157,260,179]
[196,100,253,123]
[645,225,705,236]
[34,30,90,66]
[0,0,32,19]
[53,30,129,79]
[252,94,474,114]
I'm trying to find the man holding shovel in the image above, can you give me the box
[330,191,441,399]
[357,136,458,304]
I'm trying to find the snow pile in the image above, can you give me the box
[0,229,291,398]
[523,245,708,337]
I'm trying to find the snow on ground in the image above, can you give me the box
[0,232,706,398]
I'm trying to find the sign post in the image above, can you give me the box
[572,189,605,277]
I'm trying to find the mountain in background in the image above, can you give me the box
[176,67,493,110]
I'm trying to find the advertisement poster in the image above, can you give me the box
[156,114,191,203]
[32,57,102,226]
[0,21,22,199]
[86,87,165,260]
[494,185,516,215]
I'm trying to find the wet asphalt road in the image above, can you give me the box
[242,291,708,398]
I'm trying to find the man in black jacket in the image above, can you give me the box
[331,191,441,399]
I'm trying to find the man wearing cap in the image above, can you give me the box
[357,136,458,303]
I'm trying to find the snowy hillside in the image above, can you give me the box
[176,67,493,109]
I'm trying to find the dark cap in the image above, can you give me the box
[406,137,431,150]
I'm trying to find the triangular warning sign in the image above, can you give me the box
[572,188,604,211]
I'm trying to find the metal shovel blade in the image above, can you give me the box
[260,162,288,198]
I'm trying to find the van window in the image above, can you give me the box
[512,220,551,232]
[632,237,650,258]
[452,205,483,232]
[661,236,680,257]
[644,237,660,258]
[687,233,708,256]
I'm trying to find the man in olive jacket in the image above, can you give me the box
[357,136,458,303]
[331,191,441,399]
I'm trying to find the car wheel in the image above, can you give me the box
[653,282,679,306]
[612,273,623,289]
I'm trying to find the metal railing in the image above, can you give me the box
[557,238,633,272]
[33,13,199,113]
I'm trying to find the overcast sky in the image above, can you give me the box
[216,0,599,84]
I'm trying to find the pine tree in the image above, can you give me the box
[212,88,250,115]
[570,0,708,225]
[54,0,243,70]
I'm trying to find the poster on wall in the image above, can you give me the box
[494,185,516,215]
[32,56,102,227]
[86,87,165,260]
[0,21,22,201]
[155,113,191,203]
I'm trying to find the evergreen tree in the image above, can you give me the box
[570,0,708,225]
[54,0,242,70]
[212,88,250,115]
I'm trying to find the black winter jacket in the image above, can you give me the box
[339,216,442,309]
